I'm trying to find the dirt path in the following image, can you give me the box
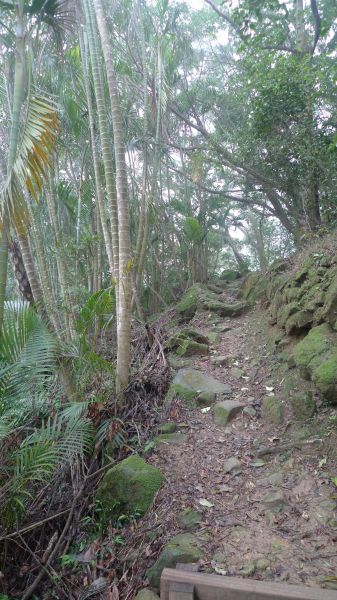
[120,293,337,598]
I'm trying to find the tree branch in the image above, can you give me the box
[310,0,321,53]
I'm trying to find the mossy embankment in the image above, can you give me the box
[243,240,337,406]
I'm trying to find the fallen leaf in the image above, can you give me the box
[199,498,214,508]
[251,459,266,468]
[214,567,227,575]
[265,386,274,392]
[319,456,327,468]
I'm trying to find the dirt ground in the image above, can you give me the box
[118,296,337,599]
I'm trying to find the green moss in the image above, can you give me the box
[176,285,201,319]
[220,269,240,281]
[243,273,268,302]
[167,328,210,357]
[266,274,287,300]
[262,396,284,425]
[96,456,164,524]
[277,302,298,327]
[290,391,316,420]
[154,433,187,445]
[292,323,331,369]
[177,508,202,530]
[176,339,209,356]
[322,268,337,326]
[284,286,302,302]
[312,353,337,404]
[208,331,220,344]
[165,383,198,406]
[202,299,248,317]
[158,422,178,434]
[147,534,203,588]
[285,310,313,335]
[196,391,216,405]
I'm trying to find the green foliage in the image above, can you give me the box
[183,217,203,243]
[76,289,116,336]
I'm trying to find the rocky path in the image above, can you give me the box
[120,289,337,599]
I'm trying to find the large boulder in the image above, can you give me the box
[292,324,337,403]
[96,456,164,524]
[166,369,231,407]
[147,533,202,589]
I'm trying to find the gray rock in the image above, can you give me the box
[243,406,256,417]
[262,489,285,512]
[223,457,241,473]
[173,369,231,395]
[213,401,244,426]
[135,590,160,600]
[211,355,230,366]
[315,499,336,525]
[177,508,202,530]
[230,367,245,379]
[260,472,283,487]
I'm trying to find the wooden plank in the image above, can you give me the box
[176,563,199,572]
[160,569,337,600]
[169,581,195,600]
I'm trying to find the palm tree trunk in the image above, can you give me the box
[0,3,26,330]
[82,0,119,285]
[79,29,114,273]
[93,0,132,394]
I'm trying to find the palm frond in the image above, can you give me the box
[0,93,58,232]
[0,306,58,405]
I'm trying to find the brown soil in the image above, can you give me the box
[118,295,337,599]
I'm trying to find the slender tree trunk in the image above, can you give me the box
[0,2,26,330]
[93,0,132,394]
[79,29,114,273]
[82,0,119,285]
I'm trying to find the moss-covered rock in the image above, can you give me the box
[321,267,337,327]
[176,284,248,321]
[158,422,178,434]
[135,590,160,600]
[262,396,284,425]
[154,433,187,446]
[177,508,202,530]
[147,533,203,589]
[220,269,241,281]
[290,391,316,420]
[285,309,313,335]
[165,383,198,407]
[176,284,203,320]
[312,354,337,403]
[196,391,216,405]
[166,328,209,356]
[202,298,248,317]
[208,331,220,344]
[292,324,337,402]
[277,302,299,328]
[96,456,164,523]
[243,272,268,302]
[213,400,244,426]
[292,323,332,375]
[175,339,209,357]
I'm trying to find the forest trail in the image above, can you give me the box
[120,284,337,599]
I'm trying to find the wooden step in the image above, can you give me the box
[161,568,337,600]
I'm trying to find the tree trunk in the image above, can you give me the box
[93,0,132,394]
